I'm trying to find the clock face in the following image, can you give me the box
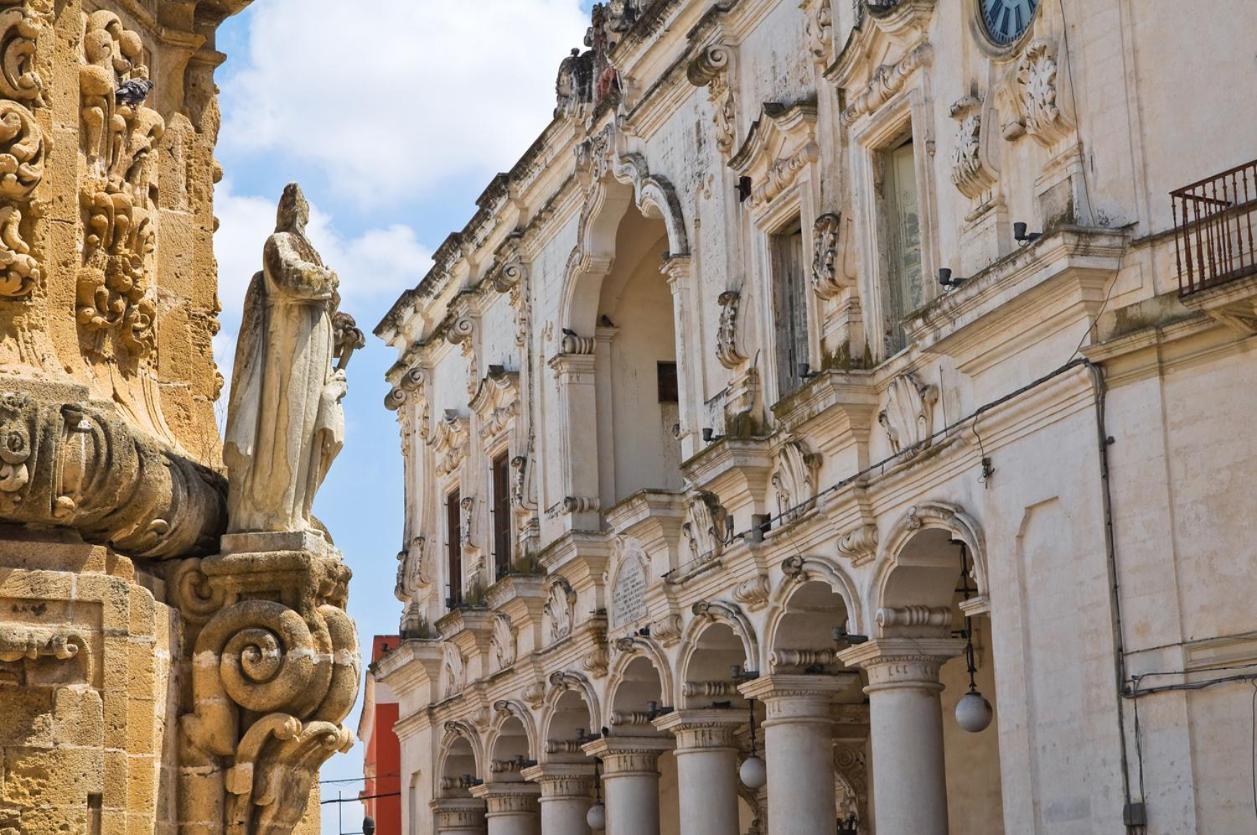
[980,0,1038,45]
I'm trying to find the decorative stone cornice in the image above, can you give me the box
[840,42,932,125]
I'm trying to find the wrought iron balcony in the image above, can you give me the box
[1174,159,1257,295]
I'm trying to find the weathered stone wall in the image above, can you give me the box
[377,1,1257,833]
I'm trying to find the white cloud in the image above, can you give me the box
[220,0,588,204]
[212,179,432,379]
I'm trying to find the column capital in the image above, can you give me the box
[431,796,487,829]
[738,673,860,728]
[469,781,541,816]
[838,637,965,693]
[582,735,674,776]
[652,708,744,752]
[520,763,595,799]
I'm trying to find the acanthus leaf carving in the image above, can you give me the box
[772,439,822,521]
[491,612,517,672]
[543,575,577,644]
[949,94,997,200]
[715,290,747,368]
[1000,39,1072,147]
[810,212,857,300]
[683,489,728,564]
[878,372,938,455]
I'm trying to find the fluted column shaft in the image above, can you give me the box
[653,709,743,835]
[521,763,594,835]
[582,736,673,835]
[738,674,858,835]
[840,638,965,835]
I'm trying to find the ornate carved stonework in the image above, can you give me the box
[0,387,225,557]
[492,612,516,672]
[173,535,358,834]
[810,212,855,300]
[543,575,577,644]
[687,45,737,157]
[683,489,728,564]
[651,613,683,646]
[442,643,466,699]
[841,43,932,124]
[836,524,878,565]
[471,369,519,442]
[804,0,834,62]
[1000,39,1072,146]
[716,290,747,368]
[432,411,471,478]
[878,372,938,455]
[733,574,771,610]
[0,623,86,662]
[77,11,166,360]
[772,439,822,521]
[949,94,997,200]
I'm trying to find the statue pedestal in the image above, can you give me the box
[173,528,358,834]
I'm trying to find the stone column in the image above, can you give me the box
[738,674,859,835]
[582,736,673,835]
[471,783,541,835]
[839,638,965,835]
[652,709,743,835]
[432,797,487,835]
[521,763,594,835]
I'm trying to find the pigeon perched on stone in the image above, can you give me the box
[115,78,154,107]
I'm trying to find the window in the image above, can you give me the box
[880,133,923,353]
[771,222,808,397]
[656,361,678,403]
[491,453,512,580]
[445,488,462,608]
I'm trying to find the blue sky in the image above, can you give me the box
[212,2,595,829]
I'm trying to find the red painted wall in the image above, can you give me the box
[363,636,402,834]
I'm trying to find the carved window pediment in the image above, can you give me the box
[470,369,519,443]
[729,102,819,227]
[432,411,471,478]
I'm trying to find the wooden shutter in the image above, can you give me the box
[772,226,807,395]
[446,489,462,607]
[492,454,512,580]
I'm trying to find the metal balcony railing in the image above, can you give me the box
[1174,159,1257,295]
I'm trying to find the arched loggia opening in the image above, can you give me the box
[680,621,759,833]
[770,578,870,832]
[879,528,1005,834]
[487,714,534,785]
[594,205,684,507]
[438,733,481,800]
[605,654,679,834]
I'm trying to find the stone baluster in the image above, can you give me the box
[738,674,859,835]
[839,638,965,835]
[653,709,744,835]
[581,736,674,835]
[521,763,594,835]
[470,782,541,835]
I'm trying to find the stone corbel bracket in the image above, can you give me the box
[686,43,738,158]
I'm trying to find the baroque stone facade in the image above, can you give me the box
[376,1,1257,834]
[0,2,359,833]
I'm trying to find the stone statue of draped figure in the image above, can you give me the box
[223,183,362,534]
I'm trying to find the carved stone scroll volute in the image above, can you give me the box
[716,290,747,369]
[0,4,44,304]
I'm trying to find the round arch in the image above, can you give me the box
[871,501,988,616]
[767,554,865,642]
[486,699,539,765]
[678,600,760,678]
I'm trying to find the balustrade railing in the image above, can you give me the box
[1173,159,1257,295]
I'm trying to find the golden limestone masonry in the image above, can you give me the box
[0,1,360,833]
